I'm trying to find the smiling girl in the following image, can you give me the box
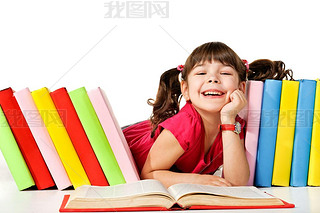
[123,42,293,187]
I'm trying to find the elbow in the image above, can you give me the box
[224,167,250,186]
[231,178,249,186]
[230,170,250,186]
[140,169,153,180]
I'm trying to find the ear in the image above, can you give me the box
[239,81,246,94]
[180,80,190,101]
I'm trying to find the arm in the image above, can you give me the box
[220,89,250,186]
[141,129,232,188]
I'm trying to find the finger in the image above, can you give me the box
[209,181,228,187]
[233,90,246,106]
[230,90,241,103]
[213,177,232,187]
[217,178,232,187]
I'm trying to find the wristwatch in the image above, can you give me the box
[220,122,241,134]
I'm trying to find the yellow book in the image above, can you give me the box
[272,80,299,186]
[308,79,320,186]
[32,88,90,188]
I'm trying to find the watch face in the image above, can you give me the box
[234,122,241,134]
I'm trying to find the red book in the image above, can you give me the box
[50,87,108,186]
[0,88,55,190]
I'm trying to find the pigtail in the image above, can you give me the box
[148,68,182,137]
[247,59,294,81]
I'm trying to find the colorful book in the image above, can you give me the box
[254,80,282,187]
[308,79,320,186]
[69,87,125,186]
[50,88,109,186]
[59,180,294,212]
[0,106,35,190]
[14,88,72,190]
[290,80,316,186]
[0,88,55,190]
[272,80,299,186]
[88,87,140,183]
[238,81,249,121]
[31,87,90,189]
[244,81,264,186]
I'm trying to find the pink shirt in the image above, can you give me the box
[123,102,245,174]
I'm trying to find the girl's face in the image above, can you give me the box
[181,60,246,114]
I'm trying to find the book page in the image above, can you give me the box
[70,179,172,200]
[168,184,273,201]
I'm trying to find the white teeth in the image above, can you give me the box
[204,91,222,96]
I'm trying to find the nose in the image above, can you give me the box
[207,75,219,83]
[208,79,219,83]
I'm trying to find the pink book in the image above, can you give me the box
[14,88,72,190]
[88,87,140,182]
[244,81,264,185]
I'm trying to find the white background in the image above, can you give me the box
[0,0,319,127]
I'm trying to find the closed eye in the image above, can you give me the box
[221,72,232,75]
[197,71,206,75]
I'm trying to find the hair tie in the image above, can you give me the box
[242,59,249,73]
[177,65,184,72]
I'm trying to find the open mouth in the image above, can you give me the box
[202,90,225,97]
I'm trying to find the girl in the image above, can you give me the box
[123,42,293,187]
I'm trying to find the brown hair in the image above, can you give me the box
[248,59,294,81]
[148,42,294,137]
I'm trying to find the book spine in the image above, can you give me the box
[244,81,264,186]
[50,88,109,186]
[290,80,316,186]
[14,88,72,190]
[308,80,320,186]
[254,80,282,187]
[0,106,35,190]
[31,87,90,189]
[0,88,55,190]
[272,80,299,186]
[69,87,125,186]
[87,87,140,183]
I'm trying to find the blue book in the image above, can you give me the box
[290,79,316,186]
[254,80,282,187]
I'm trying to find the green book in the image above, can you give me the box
[0,106,35,190]
[69,87,125,185]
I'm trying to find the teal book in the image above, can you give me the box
[254,80,282,187]
[290,79,316,186]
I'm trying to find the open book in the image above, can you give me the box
[60,179,294,212]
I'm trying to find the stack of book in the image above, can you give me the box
[242,79,320,187]
[0,87,140,190]
[2,79,320,189]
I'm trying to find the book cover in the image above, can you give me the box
[14,88,72,190]
[31,87,90,189]
[244,81,264,186]
[50,87,109,186]
[254,80,282,187]
[0,106,35,190]
[69,87,125,186]
[272,80,299,186]
[308,79,320,186]
[290,80,316,186]
[87,87,140,183]
[59,180,295,212]
[0,88,55,190]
